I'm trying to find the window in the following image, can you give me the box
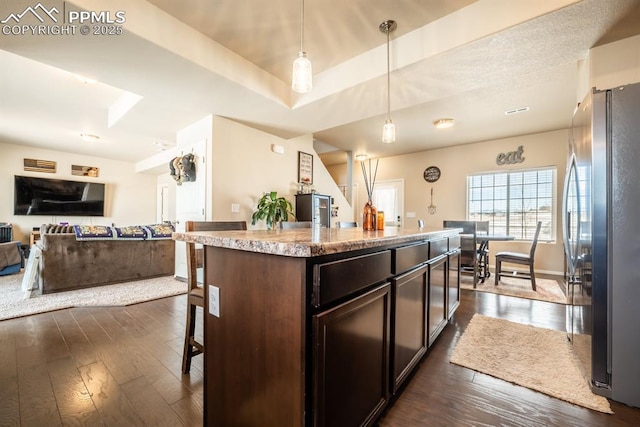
[467,168,556,241]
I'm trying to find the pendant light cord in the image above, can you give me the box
[300,0,305,52]
[386,28,391,120]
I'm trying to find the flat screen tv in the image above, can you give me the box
[14,175,106,216]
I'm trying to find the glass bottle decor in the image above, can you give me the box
[377,210,385,230]
[363,200,377,231]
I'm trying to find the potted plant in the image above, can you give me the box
[251,191,295,230]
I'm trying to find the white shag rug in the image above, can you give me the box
[0,272,187,321]
[451,314,612,414]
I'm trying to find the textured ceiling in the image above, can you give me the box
[0,0,639,167]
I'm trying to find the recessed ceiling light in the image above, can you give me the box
[355,154,368,161]
[433,118,455,129]
[505,106,530,115]
[80,133,100,142]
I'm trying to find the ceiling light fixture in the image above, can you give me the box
[380,20,397,144]
[80,133,100,142]
[433,118,455,129]
[291,0,312,93]
[355,154,368,161]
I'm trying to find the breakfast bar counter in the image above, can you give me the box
[173,226,462,427]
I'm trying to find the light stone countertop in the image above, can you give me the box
[173,226,461,257]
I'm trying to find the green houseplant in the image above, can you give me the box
[251,191,294,230]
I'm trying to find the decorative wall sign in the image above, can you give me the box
[72,165,99,177]
[24,158,56,173]
[496,145,525,165]
[298,151,313,185]
[423,166,441,182]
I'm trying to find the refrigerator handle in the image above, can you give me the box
[562,156,580,275]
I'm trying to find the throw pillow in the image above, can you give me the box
[114,225,148,240]
[145,223,175,239]
[73,225,114,240]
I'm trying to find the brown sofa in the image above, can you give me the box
[37,225,175,294]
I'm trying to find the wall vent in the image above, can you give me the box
[505,106,530,115]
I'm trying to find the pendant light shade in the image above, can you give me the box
[292,51,312,93]
[292,0,312,93]
[380,20,396,143]
[382,119,396,144]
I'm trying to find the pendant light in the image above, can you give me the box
[380,20,396,143]
[292,0,312,93]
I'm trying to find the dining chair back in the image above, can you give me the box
[280,221,312,229]
[182,220,247,374]
[494,221,542,290]
[337,221,358,228]
[443,220,480,287]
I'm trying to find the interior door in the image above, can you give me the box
[175,139,207,279]
[372,179,404,226]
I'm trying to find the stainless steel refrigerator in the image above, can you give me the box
[564,82,640,408]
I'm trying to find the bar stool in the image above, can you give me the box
[182,220,247,374]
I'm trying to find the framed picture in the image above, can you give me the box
[72,164,99,177]
[298,151,313,185]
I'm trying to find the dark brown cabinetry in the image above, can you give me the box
[427,237,449,346]
[390,265,427,393]
[200,231,461,427]
[447,250,461,319]
[427,254,448,346]
[313,283,391,427]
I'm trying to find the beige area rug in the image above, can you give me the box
[0,272,187,321]
[461,274,567,304]
[451,314,612,414]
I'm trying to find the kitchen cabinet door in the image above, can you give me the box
[313,283,390,427]
[428,255,448,346]
[447,250,460,319]
[390,265,428,394]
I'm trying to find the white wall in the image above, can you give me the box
[211,116,353,228]
[591,34,640,91]
[0,141,158,243]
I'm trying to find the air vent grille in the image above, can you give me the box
[505,106,530,115]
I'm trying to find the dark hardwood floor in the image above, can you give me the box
[0,295,203,426]
[1,283,639,426]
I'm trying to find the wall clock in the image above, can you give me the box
[423,166,441,183]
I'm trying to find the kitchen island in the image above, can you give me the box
[173,226,461,427]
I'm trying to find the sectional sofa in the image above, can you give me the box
[37,224,175,294]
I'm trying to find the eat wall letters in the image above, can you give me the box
[496,145,525,165]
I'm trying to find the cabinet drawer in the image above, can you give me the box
[313,250,391,307]
[429,238,448,259]
[392,241,429,274]
[449,235,461,250]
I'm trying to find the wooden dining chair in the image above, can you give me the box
[494,221,542,290]
[280,221,312,229]
[182,220,247,374]
[443,220,480,287]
